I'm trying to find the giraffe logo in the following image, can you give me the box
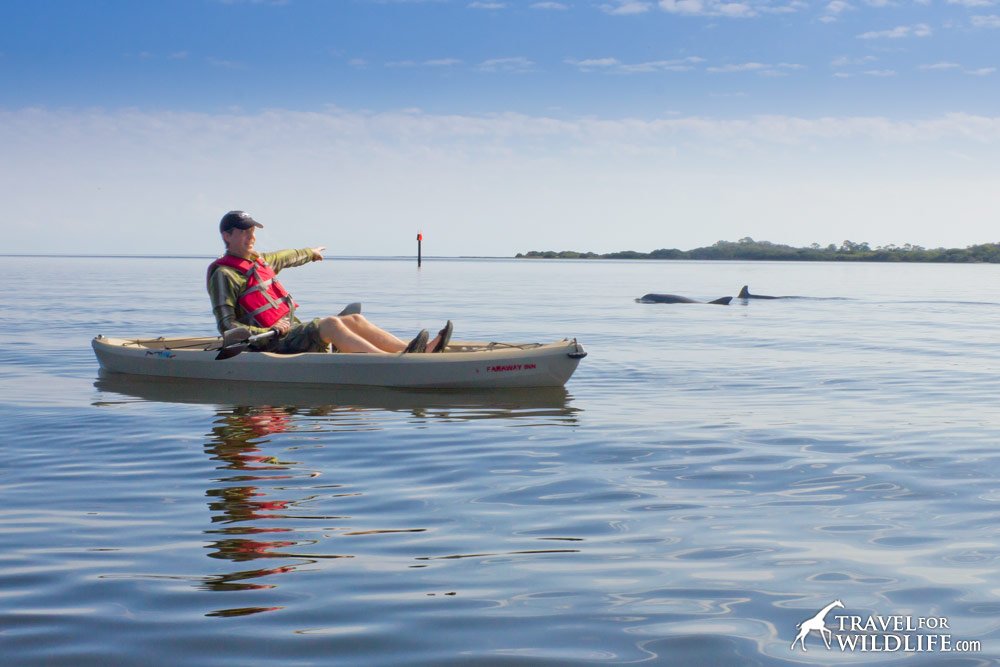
[791,600,845,651]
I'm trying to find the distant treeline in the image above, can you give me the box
[516,238,1000,263]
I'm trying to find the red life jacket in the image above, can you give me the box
[208,255,297,328]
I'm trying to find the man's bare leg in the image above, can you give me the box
[318,314,440,353]
[336,314,412,352]
[317,316,395,353]
[320,314,430,353]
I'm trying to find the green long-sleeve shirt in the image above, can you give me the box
[207,248,315,336]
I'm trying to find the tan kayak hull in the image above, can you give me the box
[92,336,586,388]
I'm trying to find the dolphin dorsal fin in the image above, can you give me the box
[738,285,750,298]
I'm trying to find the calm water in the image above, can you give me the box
[3,256,1000,665]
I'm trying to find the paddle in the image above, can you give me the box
[215,302,363,360]
[214,327,274,360]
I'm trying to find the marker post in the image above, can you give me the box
[417,232,423,267]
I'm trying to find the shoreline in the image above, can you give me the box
[517,239,1000,264]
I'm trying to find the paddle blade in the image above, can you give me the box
[221,327,251,348]
[215,343,248,360]
[215,327,251,360]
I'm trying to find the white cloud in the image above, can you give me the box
[966,67,996,75]
[385,58,461,68]
[858,23,932,38]
[948,0,995,6]
[832,55,877,67]
[718,2,754,16]
[919,61,960,69]
[708,62,804,75]
[621,57,705,72]
[971,14,1000,26]
[821,0,851,21]
[600,0,654,14]
[478,57,535,72]
[864,69,897,76]
[468,1,507,8]
[708,62,767,72]
[15,107,995,152]
[570,57,621,68]
[566,56,705,73]
[659,0,707,13]
[765,0,807,12]
[531,1,568,8]
[657,0,801,16]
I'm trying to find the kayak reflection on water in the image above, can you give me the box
[93,371,581,425]
[91,378,582,618]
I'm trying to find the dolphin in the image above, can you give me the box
[738,286,846,301]
[737,285,795,299]
[636,294,732,305]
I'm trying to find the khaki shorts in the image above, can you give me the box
[259,319,332,354]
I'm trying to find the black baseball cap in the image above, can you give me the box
[220,210,264,232]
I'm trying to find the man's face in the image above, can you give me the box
[224,227,256,257]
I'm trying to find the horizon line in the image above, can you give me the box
[0,253,513,260]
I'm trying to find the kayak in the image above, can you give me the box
[92,335,587,388]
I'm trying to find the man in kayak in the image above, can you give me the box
[208,210,452,354]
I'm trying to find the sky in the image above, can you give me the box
[1,0,998,257]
